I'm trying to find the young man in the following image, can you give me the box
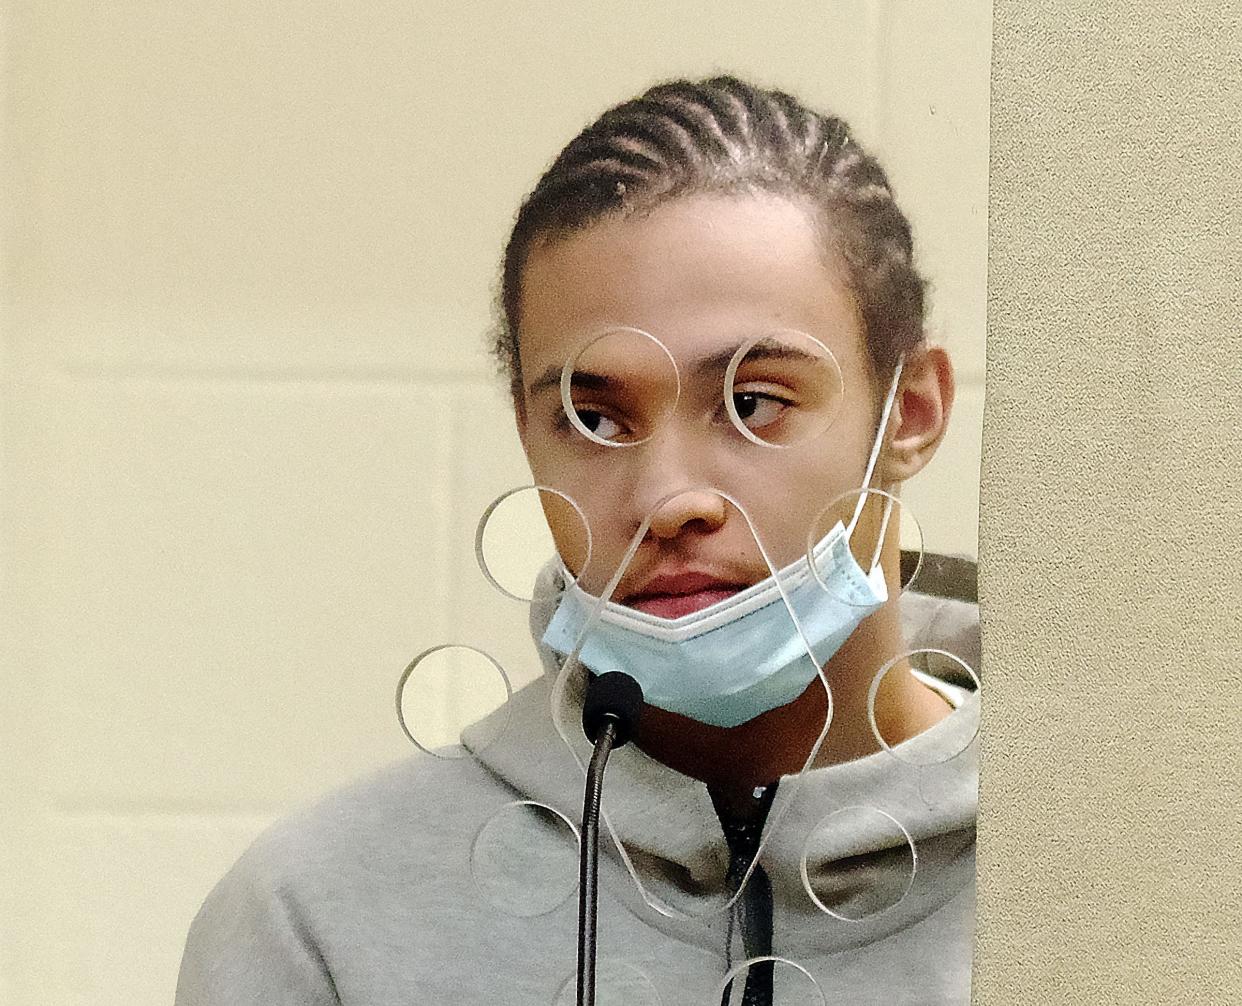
[177,76,980,1006]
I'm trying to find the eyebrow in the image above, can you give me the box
[524,336,826,399]
[527,366,612,398]
[692,337,826,378]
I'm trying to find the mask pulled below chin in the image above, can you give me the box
[541,520,889,729]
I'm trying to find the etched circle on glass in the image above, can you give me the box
[476,485,591,602]
[723,330,844,448]
[716,956,826,1006]
[395,644,512,759]
[806,488,923,605]
[470,800,580,917]
[867,648,980,765]
[553,958,662,1006]
[800,806,916,921]
[560,327,680,447]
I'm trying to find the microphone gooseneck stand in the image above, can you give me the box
[577,671,643,1006]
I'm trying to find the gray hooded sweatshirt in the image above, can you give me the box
[176,561,980,1005]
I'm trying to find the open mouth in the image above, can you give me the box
[624,572,749,619]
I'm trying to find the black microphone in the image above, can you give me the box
[577,671,643,1006]
[581,670,643,747]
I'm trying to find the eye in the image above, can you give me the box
[729,389,794,431]
[572,407,626,442]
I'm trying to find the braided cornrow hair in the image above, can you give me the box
[495,75,926,405]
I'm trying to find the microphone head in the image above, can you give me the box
[582,671,644,747]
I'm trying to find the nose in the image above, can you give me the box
[622,424,731,542]
[646,487,728,540]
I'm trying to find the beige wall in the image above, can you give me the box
[0,3,989,1003]
[980,4,1240,1004]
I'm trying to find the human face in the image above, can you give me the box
[515,193,888,615]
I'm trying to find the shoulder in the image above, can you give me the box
[177,754,515,1004]
[232,753,511,895]
[900,585,982,686]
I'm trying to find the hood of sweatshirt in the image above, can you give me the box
[461,557,980,955]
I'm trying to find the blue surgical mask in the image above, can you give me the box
[541,362,904,729]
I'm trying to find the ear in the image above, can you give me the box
[879,342,955,483]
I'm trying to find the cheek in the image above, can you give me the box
[533,469,630,591]
[538,493,590,575]
[729,440,874,563]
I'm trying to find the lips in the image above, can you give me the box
[624,571,749,619]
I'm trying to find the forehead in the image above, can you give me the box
[516,192,867,387]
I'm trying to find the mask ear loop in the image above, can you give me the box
[846,358,905,574]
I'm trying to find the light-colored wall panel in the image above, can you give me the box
[877,2,991,382]
[6,0,886,376]
[14,815,270,1006]
[448,380,548,693]
[32,374,451,810]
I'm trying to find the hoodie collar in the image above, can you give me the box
[462,559,979,952]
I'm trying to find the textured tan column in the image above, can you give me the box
[981,4,1240,1003]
